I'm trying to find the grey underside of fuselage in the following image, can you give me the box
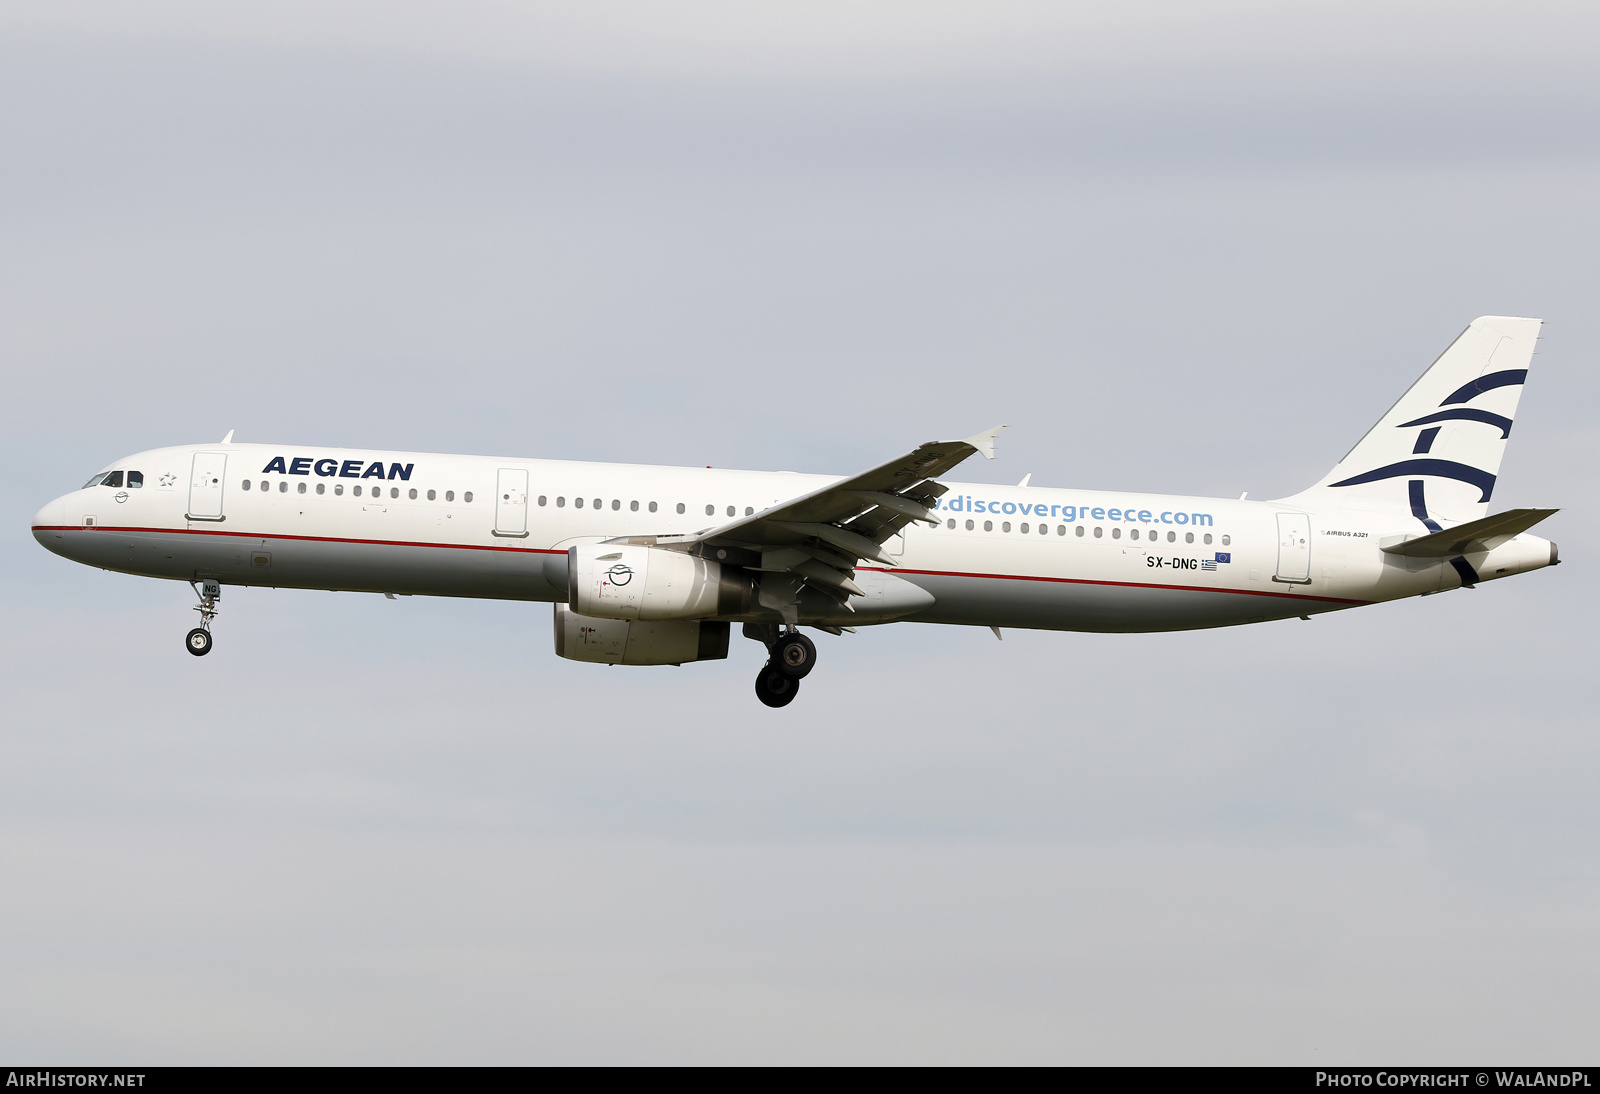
[43,529,1338,633]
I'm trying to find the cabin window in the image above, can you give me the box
[726,506,735,517]
[1221,535,1231,546]
[127,471,143,488]
[354,485,362,496]
[630,501,638,512]
[260,480,269,492]
[1185,532,1194,544]
[1167,531,1176,543]
[446,490,455,502]
[575,497,584,508]
[555,496,563,507]
[1020,523,1029,534]
[1094,527,1103,538]
[705,504,714,516]
[745,507,754,516]
[1129,528,1138,540]
[1111,527,1121,539]
[612,499,620,510]
[408,488,417,500]
[649,501,658,513]
[1074,525,1083,537]
[389,487,398,499]
[1203,533,1212,545]
[947,519,956,529]
[334,484,344,496]
[591,498,599,509]
[241,480,251,491]
[298,482,307,494]
[464,492,473,503]
[1001,522,1011,533]
[428,490,437,501]
[983,520,993,532]
[673,502,682,514]
[317,483,326,495]
[536,494,544,505]
[965,519,974,531]
[278,481,288,493]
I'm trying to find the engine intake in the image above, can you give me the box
[568,543,751,621]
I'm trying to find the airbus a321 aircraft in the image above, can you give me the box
[33,316,1559,707]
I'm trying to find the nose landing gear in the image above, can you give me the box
[751,628,818,708]
[186,579,220,657]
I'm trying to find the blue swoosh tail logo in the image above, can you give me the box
[1439,369,1527,405]
[1330,459,1496,502]
[1397,408,1514,438]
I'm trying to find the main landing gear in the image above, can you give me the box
[186,579,220,657]
[752,628,817,708]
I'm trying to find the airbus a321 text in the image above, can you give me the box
[33,317,1560,707]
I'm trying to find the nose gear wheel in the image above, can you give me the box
[186,579,220,656]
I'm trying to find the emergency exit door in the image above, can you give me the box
[1274,512,1311,584]
[494,468,529,537]
[187,452,227,521]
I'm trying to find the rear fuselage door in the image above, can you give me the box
[1274,512,1311,584]
[494,468,530,537]
[187,452,227,521]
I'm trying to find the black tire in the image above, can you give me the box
[185,628,213,657]
[771,633,817,679]
[755,665,800,708]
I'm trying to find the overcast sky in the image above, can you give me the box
[3,0,1598,1064]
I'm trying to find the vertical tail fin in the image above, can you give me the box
[1284,316,1541,526]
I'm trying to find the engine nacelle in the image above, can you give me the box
[568,543,751,621]
[553,604,730,666]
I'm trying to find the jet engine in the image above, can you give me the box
[566,543,751,621]
[553,604,730,666]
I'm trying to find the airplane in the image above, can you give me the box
[31,316,1559,707]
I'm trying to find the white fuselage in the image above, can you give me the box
[32,442,1554,634]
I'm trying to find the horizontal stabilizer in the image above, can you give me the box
[1381,507,1558,557]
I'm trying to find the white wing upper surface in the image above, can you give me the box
[679,426,1003,605]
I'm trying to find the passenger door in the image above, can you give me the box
[494,468,529,537]
[187,453,227,521]
[1274,512,1311,584]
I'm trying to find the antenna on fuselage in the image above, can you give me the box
[220,430,235,444]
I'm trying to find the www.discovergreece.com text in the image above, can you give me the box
[936,495,1214,526]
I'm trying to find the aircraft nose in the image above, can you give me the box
[33,496,65,530]
[32,497,67,550]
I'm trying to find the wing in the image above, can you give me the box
[670,426,1004,617]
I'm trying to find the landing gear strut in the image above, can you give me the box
[749,625,818,708]
[186,579,220,657]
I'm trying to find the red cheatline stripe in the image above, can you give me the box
[32,524,564,555]
[36,524,1368,605]
[864,565,1367,604]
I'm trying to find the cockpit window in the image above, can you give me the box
[83,473,106,488]
[99,471,124,488]
[127,471,144,488]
